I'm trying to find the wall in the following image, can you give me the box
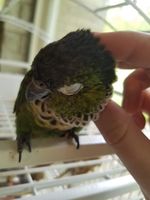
[0,0,108,74]
[55,0,108,40]
[0,0,36,74]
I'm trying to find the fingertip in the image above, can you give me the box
[122,73,142,114]
[131,112,146,130]
[122,97,136,114]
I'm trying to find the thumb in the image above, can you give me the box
[95,100,143,146]
[95,100,131,146]
[95,100,149,151]
[95,100,150,196]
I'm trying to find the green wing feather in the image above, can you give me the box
[14,70,32,115]
[14,69,81,138]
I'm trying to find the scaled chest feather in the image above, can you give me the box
[27,84,112,131]
[27,100,72,131]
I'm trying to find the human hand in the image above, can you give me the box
[94,31,150,199]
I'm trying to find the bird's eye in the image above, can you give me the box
[57,83,84,95]
[33,79,48,89]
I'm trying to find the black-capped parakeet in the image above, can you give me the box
[14,29,117,162]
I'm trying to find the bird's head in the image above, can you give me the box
[26,30,117,119]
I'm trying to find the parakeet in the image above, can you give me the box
[14,29,117,162]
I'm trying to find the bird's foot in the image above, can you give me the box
[68,129,80,149]
[17,134,31,163]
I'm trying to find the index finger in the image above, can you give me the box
[94,31,150,68]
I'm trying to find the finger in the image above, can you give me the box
[122,68,150,113]
[118,61,143,69]
[130,110,146,130]
[140,89,150,115]
[94,31,150,68]
[124,89,150,127]
[95,100,150,194]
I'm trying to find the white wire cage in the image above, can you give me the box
[0,0,149,199]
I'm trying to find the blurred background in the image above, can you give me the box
[0,0,150,199]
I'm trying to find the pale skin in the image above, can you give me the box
[94,31,150,199]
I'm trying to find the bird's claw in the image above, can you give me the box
[17,134,31,162]
[68,129,80,149]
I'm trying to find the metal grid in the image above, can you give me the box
[0,0,149,199]
[0,69,144,200]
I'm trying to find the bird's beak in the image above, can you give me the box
[26,81,50,103]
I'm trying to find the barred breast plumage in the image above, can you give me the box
[28,85,112,131]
